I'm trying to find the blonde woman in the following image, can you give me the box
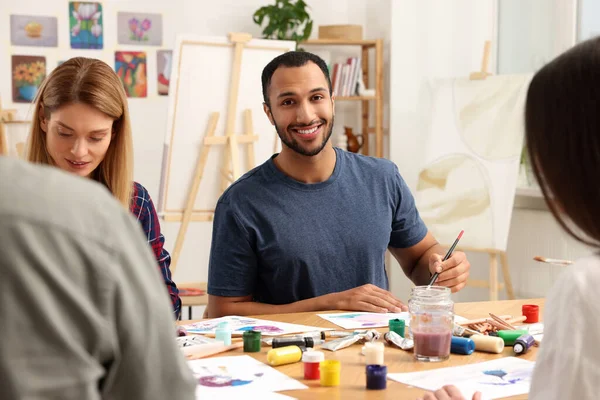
[27,57,181,318]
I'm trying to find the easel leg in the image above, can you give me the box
[500,251,515,299]
[489,253,499,301]
[170,112,220,274]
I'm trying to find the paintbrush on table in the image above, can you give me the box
[533,256,573,266]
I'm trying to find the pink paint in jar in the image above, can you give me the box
[409,286,453,362]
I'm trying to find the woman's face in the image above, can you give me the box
[41,102,114,178]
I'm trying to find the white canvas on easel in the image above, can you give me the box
[157,34,295,219]
[414,73,533,299]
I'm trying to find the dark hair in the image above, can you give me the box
[525,36,600,247]
[261,51,332,106]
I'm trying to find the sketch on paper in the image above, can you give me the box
[415,75,532,251]
[317,312,410,330]
[10,15,58,47]
[115,52,147,98]
[12,55,46,103]
[69,2,103,49]
[181,316,329,336]
[388,357,534,400]
[157,50,172,95]
[117,12,163,45]
[188,355,307,398]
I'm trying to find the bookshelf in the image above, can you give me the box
[301,38,384,158]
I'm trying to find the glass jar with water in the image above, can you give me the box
[408,286,454,362]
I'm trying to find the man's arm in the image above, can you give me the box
[206,283,407,318]
[389,231,470,292]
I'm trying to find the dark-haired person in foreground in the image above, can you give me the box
[206,51,471,317]
[417,36,600,400]
[0,156,196,399]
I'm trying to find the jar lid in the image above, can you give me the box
[302,350,325,363]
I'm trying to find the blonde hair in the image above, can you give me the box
[27,57,133,208]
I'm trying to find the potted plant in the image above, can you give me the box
[253,0,313,49]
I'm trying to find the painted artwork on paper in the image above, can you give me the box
[117,12,163,45]
[69,2,103,49]
[10,15,58,47]
[317,312,410,329]
[188,355,307,397]
[12,55,46,103]
[388,357,534,400]
[157,50,172,95]
[115,51,147,98]
[181,316,329,336]
[415,75,532,252]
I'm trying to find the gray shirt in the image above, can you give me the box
[0,157,196,400]
[208,148,428,304]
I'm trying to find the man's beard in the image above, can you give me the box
[274,115,334,157]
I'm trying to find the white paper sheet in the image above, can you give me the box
[189,355,307,398]
[388,357,535,400]
[181,315,331,336]
[317,312,410,330]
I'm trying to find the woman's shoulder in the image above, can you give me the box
[129,182,158,215]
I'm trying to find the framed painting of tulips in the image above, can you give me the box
[117,12,162,45]
[69,2,103,49]
[12,55,46,103]
[115,51,147,98]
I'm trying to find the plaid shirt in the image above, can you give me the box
[130,182,181,318]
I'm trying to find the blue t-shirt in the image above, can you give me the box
[207,147,428,305]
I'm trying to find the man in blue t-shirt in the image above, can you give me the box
[206,51,471,317]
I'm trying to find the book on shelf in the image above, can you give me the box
[330,57,362,97]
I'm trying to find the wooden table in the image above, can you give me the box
[190,299,544,399]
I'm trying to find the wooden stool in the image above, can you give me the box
[178,282,208,320]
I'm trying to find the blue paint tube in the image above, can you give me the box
[450,336,475,355]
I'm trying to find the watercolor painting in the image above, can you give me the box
[12,55,46,103]
[318,312,410,330]
[415,75,532,252]
[115,51,147,98]
[69,2,103,49]
[157,50,172,95]
[188,355,307,397]
[117,12,162,45]
[388,357,534,400]
[10,15,58,47]
[181,316,328,337]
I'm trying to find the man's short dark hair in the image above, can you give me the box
[261,51,332,106]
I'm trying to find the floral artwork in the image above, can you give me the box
[12,55,46,103]
[157,50,172,95]
[117,12,162,45]
[69,2,103,49]
[115,51,147,98]
[10,15,58,47]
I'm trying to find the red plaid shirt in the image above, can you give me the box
[130,182,181,317]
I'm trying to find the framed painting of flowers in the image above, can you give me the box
[12,55,46,103]
[115,51,147,98]
[117,12,162,45]
[69,2,103,49]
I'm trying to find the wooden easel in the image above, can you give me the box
[168,32,260,274]
[0,96,30,157]
[463,40,515,301]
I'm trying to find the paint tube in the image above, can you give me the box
[321,330,380,352]
[384,331,414,351]
[321,334,363,351]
